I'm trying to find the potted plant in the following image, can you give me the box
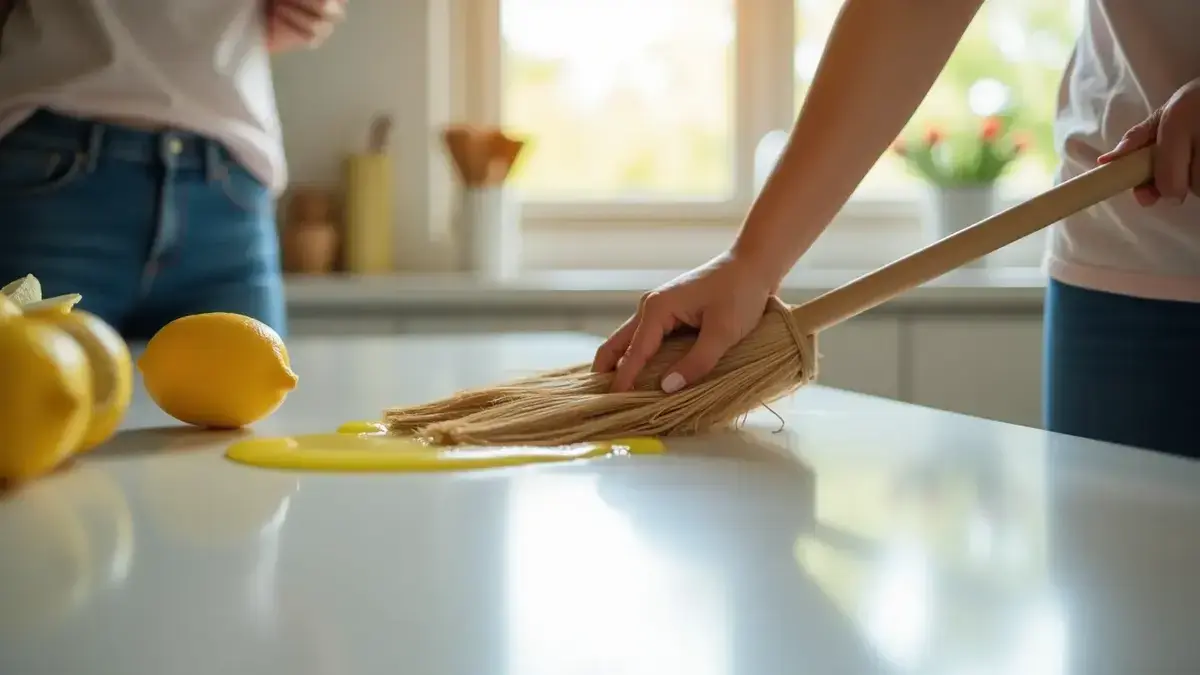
[892,116,1028,264]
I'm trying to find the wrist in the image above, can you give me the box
[730,172,833,293]
[724,244,790,295]
[729,211,809,292]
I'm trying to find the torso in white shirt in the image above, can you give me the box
[0,0,286,193]
[1049,0,1200,302]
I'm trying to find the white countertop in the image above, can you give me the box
[3,332,1197,675]
[284,267,1047,315]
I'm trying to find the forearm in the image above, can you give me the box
[732,0,985,285]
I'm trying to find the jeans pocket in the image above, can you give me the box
[216,159,269,213]
[0,146,86,196]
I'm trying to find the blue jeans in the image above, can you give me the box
[1043,278,1200,458]
[0,109,286,340]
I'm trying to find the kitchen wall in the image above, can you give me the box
[270,0,457,272]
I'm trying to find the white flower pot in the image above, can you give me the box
[922,185,997,267]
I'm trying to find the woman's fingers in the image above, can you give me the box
[278,0,345,21]
[1098,113,1157,164]
[661,318,741,393]
[274,5,331,41]
[592,316,637,373]
[269,0,344,47]
[1152,107,1192,204]
[1132,183,1161,207]
[1101,117,1160,206]
[1100,86,1200,207]
[590,254,775,393]
[610,297,675,392]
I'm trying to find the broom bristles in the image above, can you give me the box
[383,300,817,446]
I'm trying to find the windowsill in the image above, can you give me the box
[324,190,1053,317]
[284,266,1047,317]
[512,194,1051,273]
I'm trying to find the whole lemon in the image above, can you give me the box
[0,320,93,483]
[32,311,133,453]
[137,313,298,429]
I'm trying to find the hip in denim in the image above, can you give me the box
[0,108,286,339]
[1043,278,1200,458]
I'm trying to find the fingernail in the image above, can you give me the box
[661,372,686,393]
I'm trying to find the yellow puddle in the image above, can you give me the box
[225,420,664,473]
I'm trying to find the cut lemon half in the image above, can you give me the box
[22,294,83,317]
[1,273,42,307]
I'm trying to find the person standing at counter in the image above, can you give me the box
[0,0,345,339]
[594,0,1200,457]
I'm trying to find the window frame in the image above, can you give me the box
[449,0,1048,272]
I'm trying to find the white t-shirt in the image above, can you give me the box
[0,0,286,193]
[1049,0,1200,302]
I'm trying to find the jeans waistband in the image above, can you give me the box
[1,108,237,175]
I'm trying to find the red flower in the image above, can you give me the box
[922,127,943,146]
[891,138,907,157]
[981,116,1003,141]
[1012,133,1032,153]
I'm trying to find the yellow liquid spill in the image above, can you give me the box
[336,420,388,434]
[225,420,664,473]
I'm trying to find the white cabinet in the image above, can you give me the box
[814,319,902,400]
[287,309,1047,429]
[579,315,627,338]
[907,317,1044,428]
[399,316,579,334]
[288,316,403,335]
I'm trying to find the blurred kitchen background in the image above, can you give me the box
[270,0,1085,431]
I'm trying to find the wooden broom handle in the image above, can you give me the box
[791,146,1154,334]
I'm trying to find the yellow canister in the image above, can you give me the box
[341,115,395,274]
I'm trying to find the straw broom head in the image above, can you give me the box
[384,299,815,446]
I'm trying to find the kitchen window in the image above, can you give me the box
[453,0,1083,272]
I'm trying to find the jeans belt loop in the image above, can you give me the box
[204,140,223,184]
[83,120,105,174]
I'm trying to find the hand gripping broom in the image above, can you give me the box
[385,147,1153,446]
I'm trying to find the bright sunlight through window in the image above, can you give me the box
[796,0,1082,196]
[499,0,1082,203]
[500,0,735,200]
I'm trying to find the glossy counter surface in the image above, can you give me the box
[2,333,1198,675]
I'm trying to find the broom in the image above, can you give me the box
[385,147,1154,446]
